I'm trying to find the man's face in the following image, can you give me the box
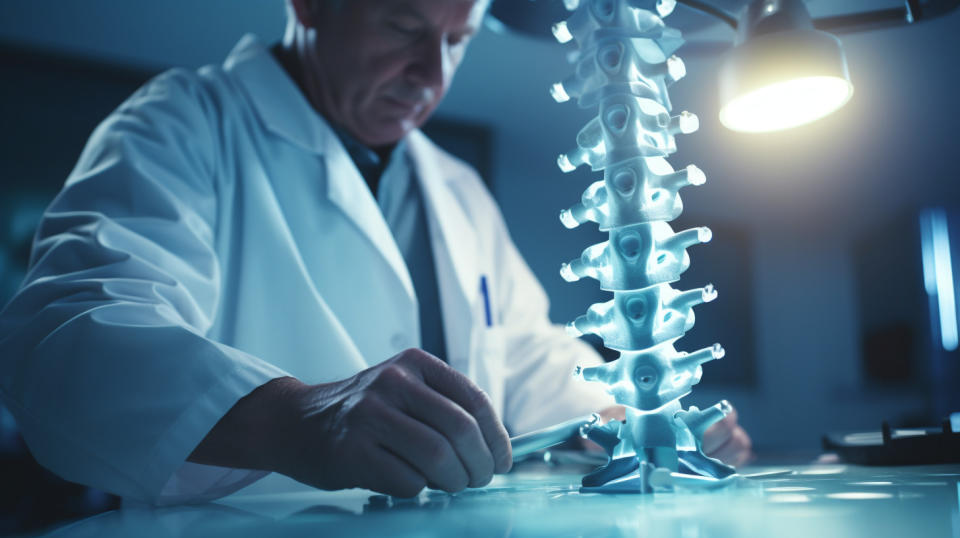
[304,0,487,148]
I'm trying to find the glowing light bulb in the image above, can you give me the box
[719,76,853,133]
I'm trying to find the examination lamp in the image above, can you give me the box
[718,0,853,133]
[489,0,960,132]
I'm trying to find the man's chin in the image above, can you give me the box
[356,120,419,148]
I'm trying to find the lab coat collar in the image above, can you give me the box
[223,34,330,155]
[407,131,480,316]
[224,35,416,304]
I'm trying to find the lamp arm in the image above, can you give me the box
[675,0,738,29]
[814,0,959,34]
[678,0,959,36]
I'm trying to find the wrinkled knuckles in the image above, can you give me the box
[375,363,411,386]
[347,391,376,413]
[450,414,481,441]
[424,439,456,469]
[397,347,433,365]
[460,386,492,415]
[377,362,410,383]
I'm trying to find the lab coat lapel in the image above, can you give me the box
[407,132,480,365]
[320,133,416,304]
[225,35,416,305]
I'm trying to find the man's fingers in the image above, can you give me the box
[371,405,470,493]
[699,402,752,467]
[598,405,625,424]
[701,408,739,454]
[409,353,512,473]
[709,426,753,467]
[367,445,428,498]
[395,380,495,488]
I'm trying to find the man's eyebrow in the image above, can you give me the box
[386,3,427,20]
[386,2,480,35]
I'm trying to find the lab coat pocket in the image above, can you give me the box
[467,324,509,423]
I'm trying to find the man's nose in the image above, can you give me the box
[406,35,448,91]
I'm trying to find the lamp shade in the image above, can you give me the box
[718,0,854,133]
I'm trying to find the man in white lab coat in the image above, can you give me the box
[0,0,751,504]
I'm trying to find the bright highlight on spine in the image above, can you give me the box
[672,111,699,134]
[552,21,573,44]
[687,165,706,186]
[719,76,853,133]
[667,55,686,81]
[698,226,713,243]
[551,82,571,103]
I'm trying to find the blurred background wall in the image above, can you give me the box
[1,0,958,529]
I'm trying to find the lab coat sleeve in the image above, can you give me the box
[0,69,288,504]
[476,191,615,435]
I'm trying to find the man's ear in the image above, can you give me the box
[288,0,319,29]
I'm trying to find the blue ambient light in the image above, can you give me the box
[920,208,958,352]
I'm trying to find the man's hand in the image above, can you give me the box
[596,403,753,466]
[700,405,753,466]
[189,349,512,497]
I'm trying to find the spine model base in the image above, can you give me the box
[551,0,737,493]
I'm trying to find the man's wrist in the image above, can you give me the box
[188,376,308,472]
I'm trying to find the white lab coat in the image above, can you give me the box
[0,35,611,504]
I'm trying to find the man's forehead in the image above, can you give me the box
[366,0,490,8]
[354,0,490,24]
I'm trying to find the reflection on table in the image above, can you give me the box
[44,461,960,538]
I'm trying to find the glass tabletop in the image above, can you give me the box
[40,462,960,538]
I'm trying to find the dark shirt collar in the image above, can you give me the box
[330,126,407,198]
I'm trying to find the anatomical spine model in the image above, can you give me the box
[551,0,737,493]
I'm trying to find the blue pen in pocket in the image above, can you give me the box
[479,275,493,327]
